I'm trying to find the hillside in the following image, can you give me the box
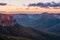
[46,23,60,35]
[0,14,60,40]
[0,34,32,40]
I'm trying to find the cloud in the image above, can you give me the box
[28,2,60,8]
[0,3,7,6]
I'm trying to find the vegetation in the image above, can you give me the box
[0,34,32,40]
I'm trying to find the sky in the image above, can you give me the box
[0,0,60,6]
[0,0,41,6]
[0,0,60,14]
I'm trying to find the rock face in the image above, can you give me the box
[0,14,16,27]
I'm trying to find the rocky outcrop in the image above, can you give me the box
[0,14,16,27]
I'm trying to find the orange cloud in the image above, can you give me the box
[0,6,60,14]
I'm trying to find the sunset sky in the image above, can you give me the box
[0,0,60,14]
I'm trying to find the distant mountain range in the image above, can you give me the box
[11,12,60,35]
[11,13,60,27]
[0,13,60,40]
